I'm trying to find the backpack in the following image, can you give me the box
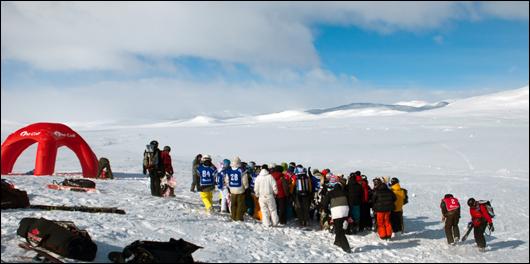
[17,217,97,261]
[108,238,202,263]
[60,179,96,189]
[402,188,409,205]
[1,179,30,209]
[143,145,156,168]
[295,174,311,195]
[479,200,495,218]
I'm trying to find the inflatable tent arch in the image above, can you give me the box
[1,123,98,178]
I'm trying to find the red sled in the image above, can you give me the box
[47,184,96,193]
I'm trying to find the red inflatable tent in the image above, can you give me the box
[1,123,98,178]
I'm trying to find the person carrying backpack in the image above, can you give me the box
[467,198,494,252]
[143,140,164,197]
[389,177,406,235]
[293,165,313,227]
[196,155,217,213]
[440,194,461,245]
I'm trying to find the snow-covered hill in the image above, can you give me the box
[1,86,529,262]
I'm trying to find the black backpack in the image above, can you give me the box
[60,179,96,189]
[1,179,30,209]
[402,188,409,205]
[108,238,202,263]
[17,217,97,261]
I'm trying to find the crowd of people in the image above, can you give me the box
[141,140,495,253]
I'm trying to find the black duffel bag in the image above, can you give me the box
[1,179,30,209]
[108,238,202,263]
[17,217,97,261]
[61,178,96,188]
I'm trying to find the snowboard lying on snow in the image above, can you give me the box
[18,242,64,263]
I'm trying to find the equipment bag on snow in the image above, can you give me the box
[478,200,495,218]
[108,238,202,263]
[16,217,97,261]
[59,178,96,189]
[1,179,30,209]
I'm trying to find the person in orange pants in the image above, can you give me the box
[372,178,396,240]
[376,212,393,239]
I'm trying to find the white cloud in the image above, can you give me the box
[1,2,528,73]
[433,35,444,45]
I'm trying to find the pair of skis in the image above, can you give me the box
[18,242,64,263]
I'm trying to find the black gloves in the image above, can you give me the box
[488,223,494,232]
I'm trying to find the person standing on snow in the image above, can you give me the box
[227,157,249,221]
[272,165,289,225]
[217,159,231,213]
[293,165,313,227]
[196,155,217,213]
[440,194,461,245]
[320,175,352,253]
[190,154,202,192]
[254,166,279,227]
[143,140,164,197]
[160,146,175,197]
[359,175,373,232]
[372,177,396,240]
[347,171,363,234]
[389,177,406,235]
[467,198,494,252]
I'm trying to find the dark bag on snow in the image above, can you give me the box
[16,217,97,261]
[1,179,30,209]
[108,238,202,263]
[61,178,96,188]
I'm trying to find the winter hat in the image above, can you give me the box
[444,194,454,199]
[321,169,330,177]
[329,175,339,185]
[232,156,241,167]
[163,146,171,152]
[312,168,320,174]
[201,155,211,162]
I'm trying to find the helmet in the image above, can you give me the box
[354,171,361,176]
[248,161,256,169]
[201,155,212,162]
[232,157,241,167]
[150,140,159,148]
[467,198,476,207]
[390,177,399,186]
[223,159,230,168]
[163,146,171,152]
[444,194,454,199]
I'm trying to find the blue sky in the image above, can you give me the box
[1,2,529,122]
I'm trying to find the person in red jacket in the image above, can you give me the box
[467,198,494,252]
[272,165,289,225]
[160,146,175,197]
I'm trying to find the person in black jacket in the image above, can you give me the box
[347,172,363,234]
[321,176,352,253]
[143,140,164,196]
[372,178,396,240]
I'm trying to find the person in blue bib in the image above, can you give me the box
[196,155,217,213]
[227,157,249,221]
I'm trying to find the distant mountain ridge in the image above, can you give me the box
[306,101,449,115]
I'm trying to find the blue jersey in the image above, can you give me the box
[227,168,243,188]
[248,171,257,190]
[197,165,217,186]
[217,169,228,189]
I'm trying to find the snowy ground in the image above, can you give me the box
[1,86,529,263]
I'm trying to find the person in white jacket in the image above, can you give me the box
[254,167,279,227]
